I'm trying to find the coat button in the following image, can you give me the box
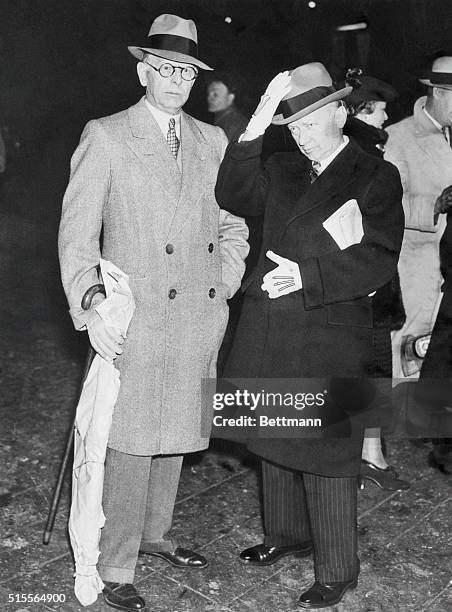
[208,242,214,253]
[168,289,177,299]
[166,244,174,254]
[209,288,216,298]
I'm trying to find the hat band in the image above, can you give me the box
[148,34,198,59]
[422,71,452,84]
[278,85,336,119]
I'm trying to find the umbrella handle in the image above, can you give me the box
[43,283,106,545]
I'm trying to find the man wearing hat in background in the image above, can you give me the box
[59,13,248,611]
[215,63,404,607]
[385,56,452,381]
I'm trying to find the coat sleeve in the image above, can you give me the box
[385,131,439,233]
[215,135,269,217]
[214,127,250,298]
[299,162,405,308]
[58,120,110,329]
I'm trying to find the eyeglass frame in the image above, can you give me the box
[143,60,199,82]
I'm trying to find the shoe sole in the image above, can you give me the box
[359,474,410,491]
[144,551,208,570]
[297,579,358,608]
[103,593,146,611]
[239,548,312,566]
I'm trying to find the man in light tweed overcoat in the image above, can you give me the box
[58,14,248,612]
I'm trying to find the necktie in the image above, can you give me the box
[442,126,452,149]
[309,160,321,183]
[167,117,180,158]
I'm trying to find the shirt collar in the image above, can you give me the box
[316,136,349,174]
[423,106,443,132]
[145,98,181,138]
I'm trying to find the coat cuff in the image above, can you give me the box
[299,256,324,309]
[227,135,264,160]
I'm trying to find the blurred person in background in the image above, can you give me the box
[416,211,452,475]
[207,71,248,142]
[344,71,409,491]
[385,57,452,384]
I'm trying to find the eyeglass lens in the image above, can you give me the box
[158,63,197,81]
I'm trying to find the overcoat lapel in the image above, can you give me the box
[168,112,211,238]
[126,98,182,211]
[414,104,452,175]
[288,142,361,223]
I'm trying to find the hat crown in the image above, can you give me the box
[284,62,333,100]
[148,14,198,44]
[431,56,452,73]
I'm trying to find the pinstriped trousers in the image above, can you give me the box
[262,459,359,582]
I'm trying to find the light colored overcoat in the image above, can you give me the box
[385,97,451,378]
[59,97,248,455]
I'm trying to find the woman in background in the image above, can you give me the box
[344,71,410,491]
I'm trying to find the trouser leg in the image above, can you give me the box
[98,448,152,583]
[140,454,183,552]
[261,459,311,547]
[303,472,359,583]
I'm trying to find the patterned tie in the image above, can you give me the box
[167,117,180,158]
[309,160,321,183]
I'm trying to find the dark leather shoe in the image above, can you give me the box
[298,578,358,608]
[359,459,410,491]
[142,546,208,569]
[102,582,145,611]
[239,542,312,566]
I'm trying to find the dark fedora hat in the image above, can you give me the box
[419,56,452,90]
[344,75,398,106]
[128,14,213,71]
[272,63,352,125]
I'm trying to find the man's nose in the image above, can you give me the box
[171,69,183,86]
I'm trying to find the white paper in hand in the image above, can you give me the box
[322,199,364,250]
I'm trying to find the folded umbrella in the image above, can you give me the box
[68,259,135,606]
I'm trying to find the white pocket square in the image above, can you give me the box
[322,199,363,250]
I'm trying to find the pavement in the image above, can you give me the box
[0,250,451,612]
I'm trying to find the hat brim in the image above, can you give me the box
[128,46,213,71]
[272,86,352,125]
[419,78,452,90]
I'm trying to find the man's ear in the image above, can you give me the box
[137,62,148,87]
[335,104,347,129]
[228,92,236,105]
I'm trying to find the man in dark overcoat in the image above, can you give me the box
[215,63,404,608]
[59,14,248,612]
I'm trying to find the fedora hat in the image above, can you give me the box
[419,56,452,90]
[128,14,213,71]
[272,62,352,125]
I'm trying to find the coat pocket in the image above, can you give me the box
[327,299,373,328]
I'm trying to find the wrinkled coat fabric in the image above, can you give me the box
[59,98,249,455]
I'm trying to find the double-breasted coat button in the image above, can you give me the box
[208,242,214,253]
[168,289,177,299]
[209,288,216,298]
[166,244,174,254]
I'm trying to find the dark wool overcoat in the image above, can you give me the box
[215,136,404,476]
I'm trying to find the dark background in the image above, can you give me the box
[0,0,451,325]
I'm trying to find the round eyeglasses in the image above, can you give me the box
[144,61,198,82]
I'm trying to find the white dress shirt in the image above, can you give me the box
[145,98,181,141]
[316,136,349,174]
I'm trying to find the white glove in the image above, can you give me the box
[261,250,302,299]
[245,72,292,136]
